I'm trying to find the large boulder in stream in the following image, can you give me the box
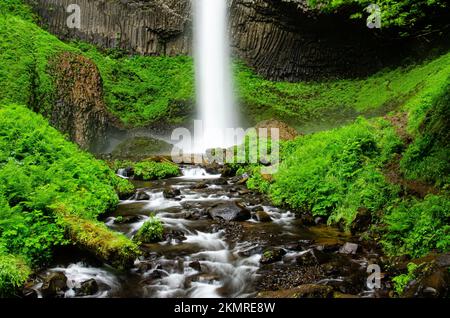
[208,202,251,222]
[75,279,99,297]
[41,272,68,298]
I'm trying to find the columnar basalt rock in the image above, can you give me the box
[29,0,402,81]
[49,52,110,151]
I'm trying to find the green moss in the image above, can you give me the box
[61,213,140,270]
[133,215,164,244]
[133,161,180,181]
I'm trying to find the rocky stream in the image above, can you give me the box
[27,166,389,298]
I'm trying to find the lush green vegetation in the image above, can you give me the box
[0,252,30,297]
[392,262,418,294]
[74,42,195,126]
[401,79,450,187]
[0,14,76,116]
[0,105,137,295]
[240,60,449,258]
[307,0,448,33]
[2,2,449,133]
[133,215,164,244]
[382,195,450,257]
[110,160,180,181]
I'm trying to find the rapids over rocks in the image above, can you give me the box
[30,166,383,298]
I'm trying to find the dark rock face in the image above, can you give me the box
[111,136,174,160]
[48,52,110,151]
[30,0,408,81]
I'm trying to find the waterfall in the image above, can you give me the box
[193,0,239,153]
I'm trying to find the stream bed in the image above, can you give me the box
[30,166,384,298]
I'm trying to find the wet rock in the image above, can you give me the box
[294,284,334,298]
[236,175,249,185]
[238,245,264,258]
[41,272,68,298]
[260,248,287,264]
[254,210,272,223]
[220,165,235,177]
[298,214,315,226]
[238,189,251,196]
[285,240,314,251]
[134,190,150,201]
[314,217,325,225]
[148,269,169,280]
[189,261,202,272]
[136,261,154,273]
[257,284,333,298]
[192,182,208,189]
[114,215,140,224]
[75,279,99,296]
[296,249,330,266]
[204,162,222,175]
[350,207,372,235]
[164,230,187,244]
[163,188,181,199]
[207,178,228,186]
[339,242,359,255]
[22,288,38,298]
[208,202,251,222]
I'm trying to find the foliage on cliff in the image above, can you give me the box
[307,0,449,35]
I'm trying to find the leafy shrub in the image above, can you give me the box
[134,215,164,243]
[0,253,30,297]
[133,161,180,181]
[392,263,418,295]
[0,105,135,266]
[269,118,401,227]
[0,0,34,21]
[382,195,450,257]
[306,0,448,32]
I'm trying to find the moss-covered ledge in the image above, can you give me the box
[60,213,140,270]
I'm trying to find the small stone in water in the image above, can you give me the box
[339,242,359,255]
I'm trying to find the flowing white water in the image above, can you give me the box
[194,0,239,152]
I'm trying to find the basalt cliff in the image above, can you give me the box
[29,0,411,81]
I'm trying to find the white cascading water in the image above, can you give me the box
[194,0,239,153]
